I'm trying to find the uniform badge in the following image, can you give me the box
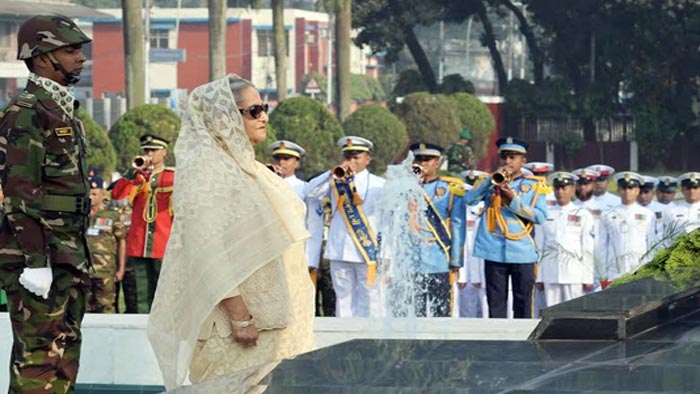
[591,209,601,217]
[466,219,475,228]
[435,187,447,198]
[94,217,113,230]
[547,200,556,206]
[54,127,73,137]
[520,184,532,193]
[567,214,581,226]
[635,213,646,221]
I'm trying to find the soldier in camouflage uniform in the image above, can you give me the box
[446,129,475,174]
[0,15,92,393]
[86,179,126,314]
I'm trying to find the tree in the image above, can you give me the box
[342,104,408,173]
[525,0,700,168]
[122,0,145,109]
[80,109,117,178]
[392,92,462,149]
[449,92,495,161]
[208,0,227,80]
[353,0,443,92]
[391,69,428,99]
[438,74,475,95]
[473,0,507,95]
[499,0,544,84]
[268,97,344,178]
[335,0,353,121]
[108,104,181,171]
[272,0,288,100]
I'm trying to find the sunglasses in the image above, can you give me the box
[239,103,269,119]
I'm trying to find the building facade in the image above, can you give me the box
[89,7,374,103]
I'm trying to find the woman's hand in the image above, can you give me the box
[232,318,258,347]
[221,295,258,347]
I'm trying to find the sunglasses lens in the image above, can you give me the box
[250,105,263,119]
[244,104,269,119]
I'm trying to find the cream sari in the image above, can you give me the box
[147,75,315,389]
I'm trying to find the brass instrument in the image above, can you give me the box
[132,155,152,170]
[332,165,354,181]
[491,168,511,185]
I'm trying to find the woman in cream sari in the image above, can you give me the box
[148,74,315,389]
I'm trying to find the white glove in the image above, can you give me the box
[18,267,52,299]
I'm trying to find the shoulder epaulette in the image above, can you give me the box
[524,175,552,194]
[440,176,466,197]
[16,92,37,109]
[523,175,546,182]
[164,166,176,171]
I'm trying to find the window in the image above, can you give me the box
[150,29,169,49]
[257,29,289,57]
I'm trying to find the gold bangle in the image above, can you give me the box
[231,316,255,329]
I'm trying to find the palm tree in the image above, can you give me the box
[122,0,145,108]
[335,0,351,121]
[208,0,226,80]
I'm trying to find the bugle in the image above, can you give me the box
[491,169,511,185]
[332,165,354,180]
[132,155,152,170]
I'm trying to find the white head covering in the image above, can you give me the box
[147,74,309,388]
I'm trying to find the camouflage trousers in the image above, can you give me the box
[86,275,115,314]
[0,264,88,394]
[122,257,161,314]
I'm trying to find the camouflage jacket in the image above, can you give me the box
[87,207,125,278]
[0,80,91,271]
[446,142,474,173]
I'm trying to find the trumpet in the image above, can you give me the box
[332,165,354,180]
[491,168,511,185]
[132,155,152,170]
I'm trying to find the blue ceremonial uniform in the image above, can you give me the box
[463,135,550,318]
[407,142,466,317]
[417,177,466,273]
[465,176,548,263]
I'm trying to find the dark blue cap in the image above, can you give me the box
[496,136,528,154]
[409,142,444,158]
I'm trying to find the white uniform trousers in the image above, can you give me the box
[330,260,383,317]
[533,288,546,318]
[544,283,584,308]
[458,283,488,318]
